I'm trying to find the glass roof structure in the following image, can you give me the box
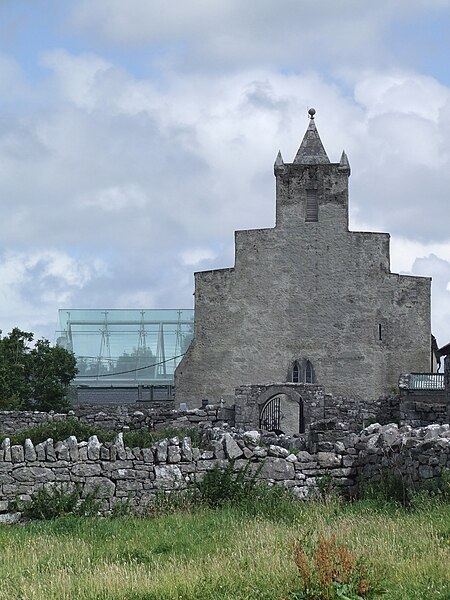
[56,309,194,387]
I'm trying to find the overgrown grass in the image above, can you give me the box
[358,466,450,508]
[0,418,202,448]
[0,498,448,599]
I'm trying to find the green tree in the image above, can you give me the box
[0,328,33,408]
[0,328,78,412]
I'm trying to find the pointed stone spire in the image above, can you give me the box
[338,150,351,175]
[274,150,284,167]
[293,108,330,165]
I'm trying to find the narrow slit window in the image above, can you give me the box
[305,190,318,222]
[305,360,313,383]
[299,401,305,434]
[378,323,382,341]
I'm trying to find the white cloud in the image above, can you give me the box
[410,253,450,347]
[79,184,148,212]
[386,240,450,346]
[40,49,113,111]
[180,248,217,267]
[67,0,450,77]
[0,250,107,338]
[1,3,450,349]
[354,70,450,122]
[390,238,450,273]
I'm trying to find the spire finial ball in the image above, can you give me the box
[308,107,316,119]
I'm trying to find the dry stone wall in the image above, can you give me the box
[357,422,450,485]
[0,422,448,522]
[0,405,233,436]
[235,384,400,434]
[398,390,448,427]
[323,393,400,428]
[398,370,449,427]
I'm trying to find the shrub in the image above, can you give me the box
[110,496,133,518]
[145,490,197,516]
[195,461,261,508]
[14,483,101,520]
[316,472,339,502]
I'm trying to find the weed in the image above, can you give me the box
[316,472,338,502]
[123,427,202,449]
[1,418,103,447]
[357,469,408,507]
[387,386,399,394]
[145,490,196,516]
[14,483,101,520]
[110,496,133,518]
[0,419,202,449]
[195,460,261,508]
[358,466,450,509]
[287,535,383,599]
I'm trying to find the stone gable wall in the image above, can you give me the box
[0,423,448,522]
[175,141,431,407]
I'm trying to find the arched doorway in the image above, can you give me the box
[259,392,304,435]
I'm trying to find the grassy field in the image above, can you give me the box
[0,498,448,600]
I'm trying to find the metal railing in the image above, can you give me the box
[408,373,445,390]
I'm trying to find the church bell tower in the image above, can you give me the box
[274,108,351,232]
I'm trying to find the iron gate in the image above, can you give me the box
[260,395,281,431]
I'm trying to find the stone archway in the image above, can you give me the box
[234,383,325,433]
[258,386,304,435]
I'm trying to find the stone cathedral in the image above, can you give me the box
[175,109,431,408]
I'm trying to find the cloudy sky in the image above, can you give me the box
[1,0,450,349]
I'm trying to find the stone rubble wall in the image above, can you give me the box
[234,383,325,433]
[323,393,400,429]
[0,410,69,435]
[0,423,448,522]
[398,391,448,427]
[235,384,401,434]
[357,422,450,485]
[398,366,450,427]
[0,405,234,436]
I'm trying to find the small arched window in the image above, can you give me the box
[290,359,315,384]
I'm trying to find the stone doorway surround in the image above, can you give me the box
[234,383,325,433]
[259,393,302,435]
